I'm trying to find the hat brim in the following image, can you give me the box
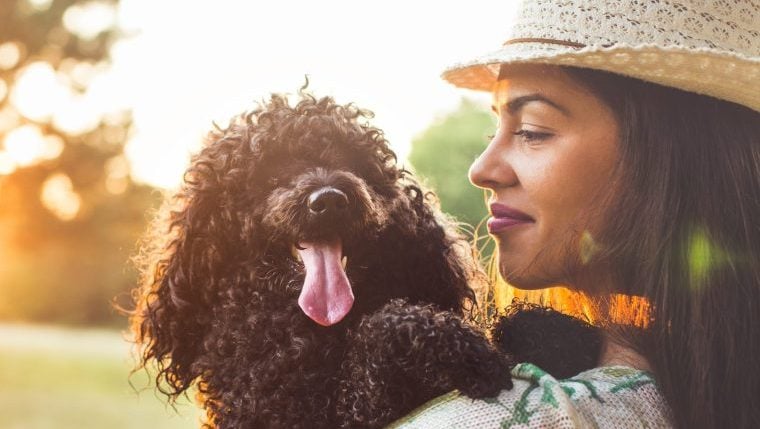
[442,42,760,113]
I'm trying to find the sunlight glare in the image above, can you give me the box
[110,0,518,189]
[40,173,82,221]
[53,94,101,135]
[63,2,116,40]
[11,62,70,122]
[85,67,130,119]
[125,135,191,190]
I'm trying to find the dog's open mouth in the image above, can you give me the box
[292,239,354,326]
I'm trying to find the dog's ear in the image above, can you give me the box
[131,118,260,398]
[396,181,480,314]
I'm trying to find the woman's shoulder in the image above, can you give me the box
[388,363,672,428]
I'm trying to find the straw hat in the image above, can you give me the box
[443,0,760,112]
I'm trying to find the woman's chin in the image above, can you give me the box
[497,265,557,291]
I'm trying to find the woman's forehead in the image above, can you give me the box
[491,65,593,115]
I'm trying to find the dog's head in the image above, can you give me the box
[131,87,477,400]
[244,93,408,326]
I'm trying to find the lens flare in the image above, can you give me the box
[687,226,729,289]
[579,230,601,264]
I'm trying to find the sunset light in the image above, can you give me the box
[110,0,514,189]
[3,0,758,427]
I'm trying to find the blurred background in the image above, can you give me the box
[0,0,516,427]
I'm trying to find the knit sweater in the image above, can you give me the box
[389,363,672,428]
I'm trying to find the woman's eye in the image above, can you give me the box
[513,129,552,143]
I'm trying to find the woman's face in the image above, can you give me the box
[469,65,620,290]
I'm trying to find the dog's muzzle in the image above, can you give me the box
[308,187,348,217]
[296,187,356,327]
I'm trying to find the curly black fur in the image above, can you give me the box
[130,86,600,428]
[493,301,602,380]
[337,299,513,427]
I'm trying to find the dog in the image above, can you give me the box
[130,86,600,428]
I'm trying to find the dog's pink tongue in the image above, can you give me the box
[297,240,354,326]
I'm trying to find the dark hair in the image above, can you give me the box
[561,66,760,428]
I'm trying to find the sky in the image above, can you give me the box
[107,0,518,188]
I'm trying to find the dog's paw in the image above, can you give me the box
[456,370,514,399]
[356,300,515,396]
[492,301,602,379]
[451,344,514,399]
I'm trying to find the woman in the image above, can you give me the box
[393,1,759,428]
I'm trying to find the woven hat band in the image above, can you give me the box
[503,38,587,49]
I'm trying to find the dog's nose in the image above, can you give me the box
[308,187,349,215]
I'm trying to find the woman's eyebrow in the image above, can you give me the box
[491,94,571,117]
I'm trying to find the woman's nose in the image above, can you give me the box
[469,134,516,190]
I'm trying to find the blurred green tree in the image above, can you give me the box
[409,98,494,229]
[0,0,160,326]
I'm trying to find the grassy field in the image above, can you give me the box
[0,323,203,429]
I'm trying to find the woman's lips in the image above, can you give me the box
[487,203,534,233]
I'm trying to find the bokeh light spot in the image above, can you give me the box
[40,173,82,221]
[53,94,101,135]
[63,2,117,40]
[0,42,22,70]
[104,155,130,194]
[0,152,16,175]
[42,134,65,159]
[3,125,48,166]
[2,125,65,168]
[0,107,21,134]
[0,78,7,102]
[10,62,70,122]
[26,0,53,12]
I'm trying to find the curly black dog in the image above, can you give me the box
[130,87,600,428]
